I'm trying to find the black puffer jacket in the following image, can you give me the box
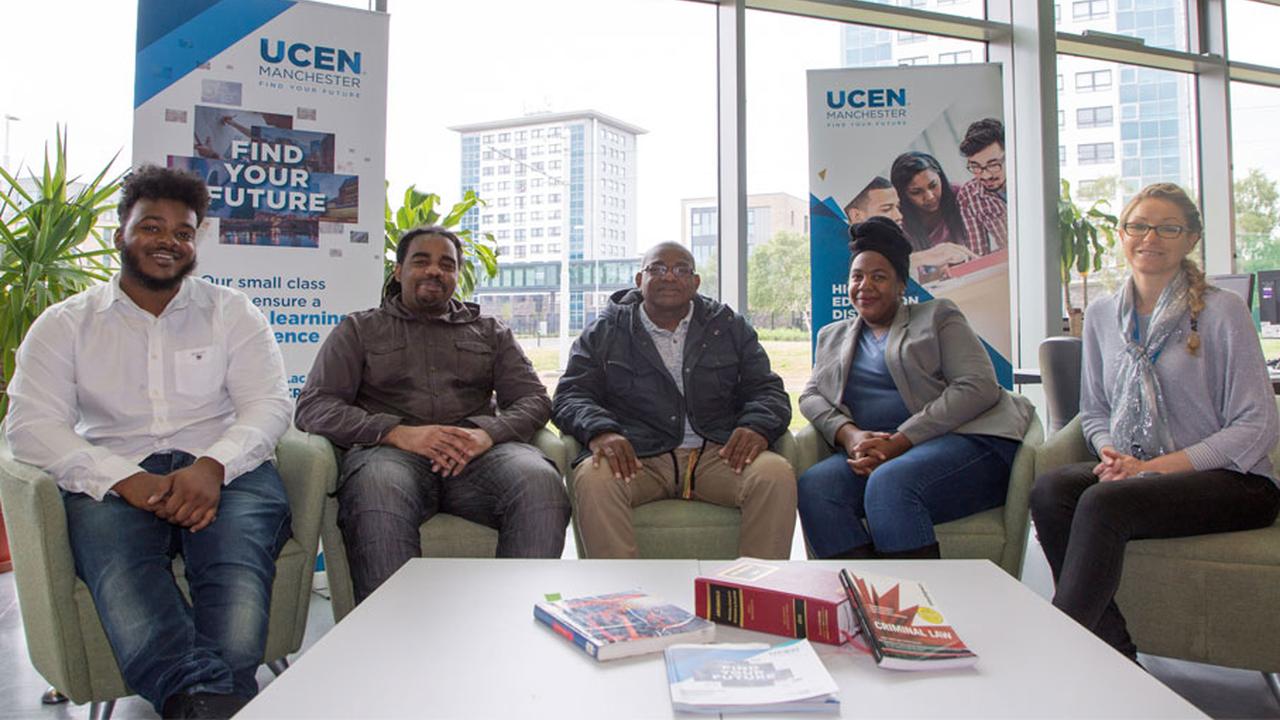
[552,288,791,465]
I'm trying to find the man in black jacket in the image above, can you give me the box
[553,242,795,558]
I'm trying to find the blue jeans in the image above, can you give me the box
[797,433,1015,556]
[337,442,570,603]
[63,454,291,711]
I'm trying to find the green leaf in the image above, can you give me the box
[1,125,122,416]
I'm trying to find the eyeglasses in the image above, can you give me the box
[644,264,696,278]
[965,157,1005,176]
[1121,222,1188,239]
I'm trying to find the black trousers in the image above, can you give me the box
[1030,462,1280,658]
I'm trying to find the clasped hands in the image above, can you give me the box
[588,427,768,482]
[112,456,226,532]
[837,425,912,475]
[1092,447,1148,482]
[384,424,494,477]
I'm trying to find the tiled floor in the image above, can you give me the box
[1,528,1278,719]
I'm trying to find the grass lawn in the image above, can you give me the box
[1262,339,1280,361]
[519,338,814,431]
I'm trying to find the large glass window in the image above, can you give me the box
[1057,0,1188,52]
[380,0,715,340]
[1227,0,1280,67]
[856,0,984,20]
[1057,54,1197,305]
[1230,82,1280,277]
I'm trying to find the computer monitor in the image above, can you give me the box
[1260,271,1280,324]
[1210,273,1254,311]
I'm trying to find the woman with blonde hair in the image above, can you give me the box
[1030,183,1280,661]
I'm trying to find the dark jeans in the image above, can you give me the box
[1030,462,1280,658]
[797,433,1016,556]
[337,442,570,603]
[63,454,291,712]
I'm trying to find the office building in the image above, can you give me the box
[453,110,646,333]
[451,110,646,264]
[681,192,809,266]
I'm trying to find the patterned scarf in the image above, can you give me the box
[1109,270,1190,460]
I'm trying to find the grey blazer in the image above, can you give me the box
[799,298,1034,448]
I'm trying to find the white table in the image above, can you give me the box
[239,558,1206,719]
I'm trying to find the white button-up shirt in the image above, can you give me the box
[5,275,292,500]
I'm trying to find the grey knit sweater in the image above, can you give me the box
[1080,285,1278,482]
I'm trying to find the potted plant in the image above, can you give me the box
[0,128,120,573]
[1058,179,1118,336]
[1,129,120,413]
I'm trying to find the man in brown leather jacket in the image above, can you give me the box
[296,226,569,603]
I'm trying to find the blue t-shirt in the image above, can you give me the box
[841,328,912,433]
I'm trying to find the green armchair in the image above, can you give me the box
[1035,407,1280,679]
[0,427,333,720]
[791,413,1043,577]
[560,433,799,559]
[320,427,567,623]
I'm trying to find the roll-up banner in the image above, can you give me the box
[807,65,1012,387]
[133,0,389,397]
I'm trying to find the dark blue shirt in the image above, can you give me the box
[842,328,912,433]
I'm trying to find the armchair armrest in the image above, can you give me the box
[531,427,567,476]
[1034,416,1095,476]
[274,426,337,559]
[771,431,799,471]
[793,424,835,475]
[0,442,85,697]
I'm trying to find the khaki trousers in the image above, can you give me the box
[573,443,796,559]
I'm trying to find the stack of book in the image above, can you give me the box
[534,559,977,714]
[693,558,977,671]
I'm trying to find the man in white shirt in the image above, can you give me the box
[5,165,293,720]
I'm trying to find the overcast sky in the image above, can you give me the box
[2,0,1277,250]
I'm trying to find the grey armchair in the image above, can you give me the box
[1035,405,1280,692]
[1039,336,1083,434]
[0,427,333,720]
[320,427,567,622]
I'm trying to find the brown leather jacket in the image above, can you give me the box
[294,295,550,448]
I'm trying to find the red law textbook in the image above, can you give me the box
[694,558,854,645]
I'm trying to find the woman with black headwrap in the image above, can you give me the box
[796,217,1035,559]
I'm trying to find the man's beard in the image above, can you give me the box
[120,244,197,292]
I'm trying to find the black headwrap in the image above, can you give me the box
[849,216,912,284]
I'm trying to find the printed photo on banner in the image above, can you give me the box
[807,64,1012,386]
[170,105,359,246]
